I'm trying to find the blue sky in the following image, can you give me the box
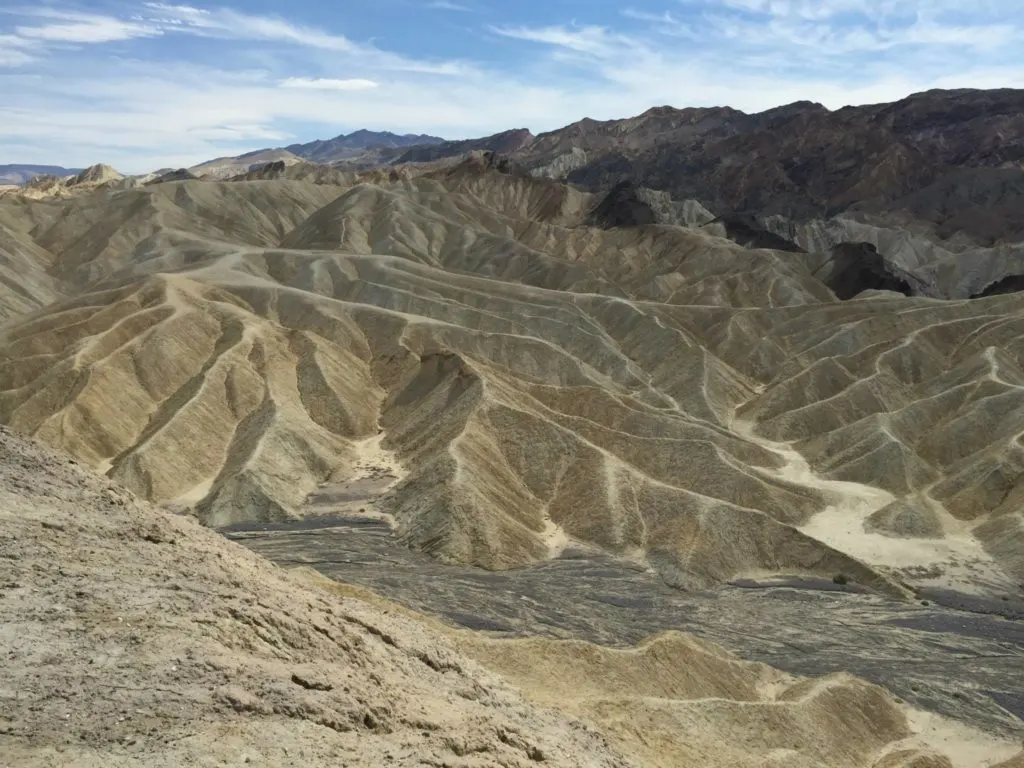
[1,0,1022,173]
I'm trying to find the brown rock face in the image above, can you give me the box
[417,89,1019,254]
[556,90,1024,222]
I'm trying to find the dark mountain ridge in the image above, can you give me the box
[387,89,1024,231]
[284,129,446,163]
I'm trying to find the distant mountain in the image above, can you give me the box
[4,163,130,200]
[402,89,1024,298]
[183,130,448,178]
[393,128,534,165]
[483,90,1024,232]
[386,90,1024,245]
[188,149,305,180]
[0,164,83,185]
[164,89,1024,300]
[285,130,446,164]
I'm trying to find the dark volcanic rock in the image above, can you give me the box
[708,214,804,251]
[228,161,353,185]
[817,242,913,300]
[238,160,289,179]
[859,167,1024,246]
[147,168,199,185]
[510,89,1024,247]
[227,516,1024,739]
[587,180,658,228]
[477,150,519,174]
[971,274,1024,298]
[433,151,525,179]
[396,129,535,165]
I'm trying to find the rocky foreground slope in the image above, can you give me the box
[2,425,1021,767]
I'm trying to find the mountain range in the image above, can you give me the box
[0,163,83,185]
[284,128,446,163]
[156,89,1024,299]
[179,130,447,180]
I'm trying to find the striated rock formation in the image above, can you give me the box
[0,161,1019,600]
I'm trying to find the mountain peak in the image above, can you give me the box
[71,164,123,185]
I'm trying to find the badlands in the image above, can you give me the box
[1,94,1024,766]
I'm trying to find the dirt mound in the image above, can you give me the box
[866,497,945,539]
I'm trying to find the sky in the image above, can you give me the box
[1,0,1023,173]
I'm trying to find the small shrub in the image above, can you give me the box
[832,573,849,585]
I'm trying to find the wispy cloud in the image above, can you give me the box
[143,3,475,74]
[280,77,379,91]
[427,1,473,11]
[621,9,698,38]
[0,4,471,74]
[676,0,1020,52]
[0,32,39,65]
[143,3,358,51]
[697,11,1016,55]
[491,24,626,56]
[709,0,877,19]
[0,49,34,66]
[11,8,160,44]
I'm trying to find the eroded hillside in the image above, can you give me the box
[0,157,1021,600]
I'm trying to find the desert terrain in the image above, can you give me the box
[1,89,1023,765]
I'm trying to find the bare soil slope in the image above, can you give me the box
[0,426,628,767]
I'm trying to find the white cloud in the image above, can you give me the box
[143,3,210,16]
[280,77,378,91]
[1,5,472,74]
[427,1,473,10]
[707,0,1021,20]
[0,49,34,66]
[684,0,1020,53]
[0,33,38,65]
[14,10,160,44]
[902,22,1016,49]
[143,3,357,50]
[491,25,625,56]
[142,4,476,74]
[710,0,880,19]
[621,9,698,37]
